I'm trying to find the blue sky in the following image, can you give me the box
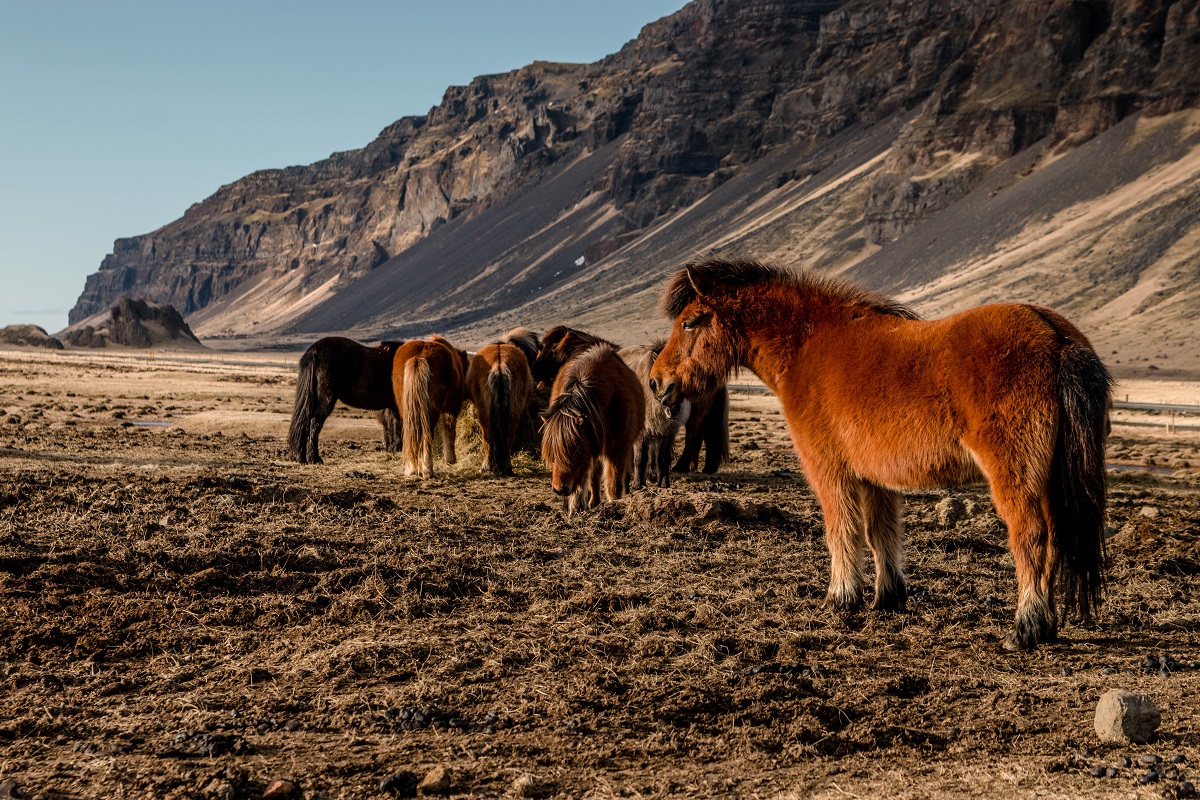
[0,0,688,333]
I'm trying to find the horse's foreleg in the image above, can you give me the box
[603,453,627,503]
[588,461,602,509]
[811,472,868,611]
[861,483,906,612]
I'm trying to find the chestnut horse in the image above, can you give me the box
[541,344,645,516]
[466,327,540,476]
[651,257,1111,651]
[287,337,402,464]
[392,335,469,477]
[619,342,690,488]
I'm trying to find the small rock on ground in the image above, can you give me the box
[1094,688,1161,744]
[935,497,967,527]
[419,766,452,796]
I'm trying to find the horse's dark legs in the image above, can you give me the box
[378,408,401,453]
[654,435,674,488]
[860,483,906,611]
[306,398,336,464]
[633,438,650,489]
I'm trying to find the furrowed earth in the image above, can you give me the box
[1,348,1198,799]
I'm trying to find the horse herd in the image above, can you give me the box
[287,323,729,513]
[287,257,1115,652]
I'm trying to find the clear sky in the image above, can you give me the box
[0,0,688,334]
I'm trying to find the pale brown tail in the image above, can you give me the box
[401,356,435,476]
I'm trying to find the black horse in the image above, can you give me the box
[287,337,402,464]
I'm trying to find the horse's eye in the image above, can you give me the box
[682,315,705,331]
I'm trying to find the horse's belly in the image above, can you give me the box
[849,437,985,489]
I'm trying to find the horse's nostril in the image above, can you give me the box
[661,381,677,400]
[553,485,569,496]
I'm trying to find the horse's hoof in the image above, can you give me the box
[824,593,864,614]
[1002,631,1030,652]
[872,591,907,613]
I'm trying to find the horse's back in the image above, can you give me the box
[789,302,1088,489]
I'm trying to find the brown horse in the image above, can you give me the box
[619,342,690,488]
[392,335,469,477]
[530,325,617,386]
[287,337,402,464]
[651,257,1111,651]
[466,327,540,476]
[541,343,645,516]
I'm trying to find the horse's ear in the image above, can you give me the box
[686,264,713,296]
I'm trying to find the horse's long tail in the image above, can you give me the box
[402,356,434,476]
[487,362,513,476]
[1051,342,1113,621]
[287,350,318,462]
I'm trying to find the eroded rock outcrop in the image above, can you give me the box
[65,297,203,349]
[70,0,1200,336]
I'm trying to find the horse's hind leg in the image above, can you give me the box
[992,488,1057,650]
[861,483,906,612]
[307,399,336,464]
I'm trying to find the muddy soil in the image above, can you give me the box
[0,349,1198,799]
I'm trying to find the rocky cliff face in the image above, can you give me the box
[70,0,1200,341]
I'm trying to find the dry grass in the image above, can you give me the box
[0,349,1198,798]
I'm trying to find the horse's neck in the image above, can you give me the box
[735,290,810,394]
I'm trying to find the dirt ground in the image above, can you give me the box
[1,347,1198,800]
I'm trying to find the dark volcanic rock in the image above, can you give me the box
[0,325,64,349]
[64,297,202,349]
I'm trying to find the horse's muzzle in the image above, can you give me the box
[552,484,571,497]
[655,381,680,407]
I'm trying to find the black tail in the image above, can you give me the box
[487,363,512,475]
[1051,343,1113,622]
[287,350,318,462]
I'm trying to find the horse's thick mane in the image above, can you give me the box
[542,344,611,469]
[660,257,919,321]
[500,326,540,365]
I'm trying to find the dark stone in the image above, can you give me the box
[379,770,419,797]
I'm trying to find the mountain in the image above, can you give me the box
[69,0,1200,375]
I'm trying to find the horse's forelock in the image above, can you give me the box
[542,386,601,472]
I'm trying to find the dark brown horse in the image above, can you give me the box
[287,337,402,464]
[672,385,729,475]
[541,344,645,516]
[619,342,690,488]
[392,335,469,478]
[651,257,1111,651]
[530,325,617,387]
[466,327,539,476]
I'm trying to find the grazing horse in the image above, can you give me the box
[619,342,691,488]
[466,327,540,476]
[392,335,469,477]
[530,325,618,386]
[287,337,402,464]
[541,344,645,516]
[651,257,1111,651]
